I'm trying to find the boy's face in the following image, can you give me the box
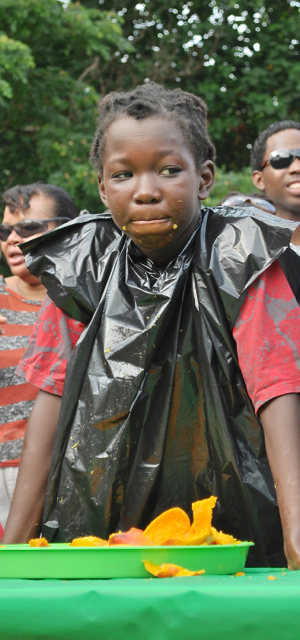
[98,116,214,265]
[252,128,300,221]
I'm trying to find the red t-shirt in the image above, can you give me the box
[0,278,41,467]
[17,262,300,414]
[16,296,86,396]
[233,259,300,413]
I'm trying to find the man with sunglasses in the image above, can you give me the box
[251,120,300,222]
[0,182,82,535]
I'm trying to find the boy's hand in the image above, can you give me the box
[260,393,300,570]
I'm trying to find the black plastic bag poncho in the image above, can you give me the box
[23,206,300,566]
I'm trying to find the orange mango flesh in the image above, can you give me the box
[207,527,240,545]
[190,496,217,535]
[144,507,190,545]
[161,496,217,545]
[144,560,205,578]
[29,496,247,551]
[69,536,108,547]
[29,538,50,547]
[108,528,157,546]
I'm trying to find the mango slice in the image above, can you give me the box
[144,560,205,578]
[70,536,108,547]
[108,527,157,546]
[29,538,50,547]
[162,496,217,545]
[57,497,247,551]
[144,508,190,545]
[207,527,240,545]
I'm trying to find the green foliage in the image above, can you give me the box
[0,0,131,212]
[88,0,300,170]
[0,33,34,104]
[1,0,300,212]
[206,166,254,206]
[0,255,11,278]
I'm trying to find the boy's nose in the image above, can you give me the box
[133,174,161,204]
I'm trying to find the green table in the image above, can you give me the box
[0,568,299,640]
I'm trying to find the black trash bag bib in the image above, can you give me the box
[24,206,299,566]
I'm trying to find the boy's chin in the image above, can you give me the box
[130,233,174,250]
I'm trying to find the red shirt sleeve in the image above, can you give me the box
[233,260,300,413]
[16,295,86,396]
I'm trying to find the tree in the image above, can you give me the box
[0,0,131,212]
[82,0,300,171]
[0,34,34,106]
[1,0,300,213]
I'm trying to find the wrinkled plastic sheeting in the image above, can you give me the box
[23,207,299,566]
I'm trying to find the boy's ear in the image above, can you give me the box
[251,170,265,192]
[198,161,215,201]
[97,175,108,207]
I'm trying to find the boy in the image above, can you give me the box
[3,85,300,568]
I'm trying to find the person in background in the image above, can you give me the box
[218,191,276,214]
[251,120,300,222]
[0,182,79,533]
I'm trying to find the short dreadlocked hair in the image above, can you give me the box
[90,82,216,175]
[251,120,300,171]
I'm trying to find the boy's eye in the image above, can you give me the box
[160,167,181,176]
[112,171,132,179]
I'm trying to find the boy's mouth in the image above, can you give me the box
[287,181,300,195]
[126,218,175,236]
[130,218,171,226]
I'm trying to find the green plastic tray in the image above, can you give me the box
[0,542,253,579]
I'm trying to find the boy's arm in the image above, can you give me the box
[260,393,300,570]
[2,390,61,544]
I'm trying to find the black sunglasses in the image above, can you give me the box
[222,194,276,214]
[0,217,71,241]
[260,148,300,170]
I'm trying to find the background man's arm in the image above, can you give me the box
[2,390,61,543]
[260,393,300,569]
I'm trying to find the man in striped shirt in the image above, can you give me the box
[0,182,78,531]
